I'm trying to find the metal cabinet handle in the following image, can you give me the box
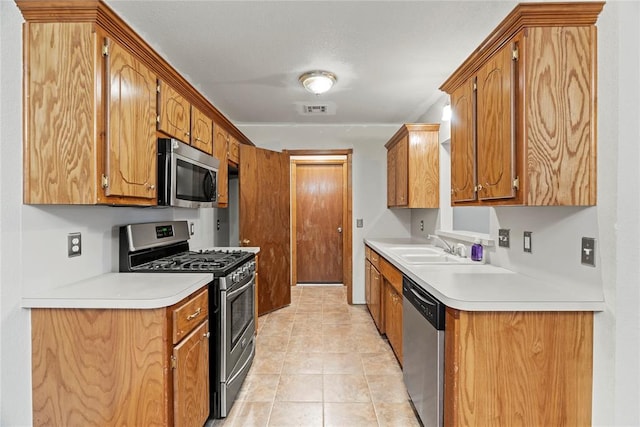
[241,239,251,246]
[203,331,210,339]
[147,184,156,190]
[337,227,343,233]
[186,307,201,320]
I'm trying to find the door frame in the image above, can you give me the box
[288,149,353,304]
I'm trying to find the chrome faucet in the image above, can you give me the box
[427,234,455,254]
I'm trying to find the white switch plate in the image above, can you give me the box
[523,231,532,253]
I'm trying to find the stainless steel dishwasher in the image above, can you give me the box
[403,275,445,427]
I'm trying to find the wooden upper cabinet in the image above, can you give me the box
[158,80,214,155]
[475,40,517,201]
[21,21,156,205]
[450,79,476,203]
[105,38,157,200]
[228,135,240,165]
[385,124,440,208]
[214,123,229,207]
[17,0,253,207]
[441,2,603,206]
[191,106,214,155]
[157,80,191,143]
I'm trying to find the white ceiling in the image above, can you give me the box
[105,0,518,131]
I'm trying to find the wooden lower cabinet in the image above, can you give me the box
[30,288,210,427]
[444,308,594,426]
[383,280,403,365]
[365,245,404,363]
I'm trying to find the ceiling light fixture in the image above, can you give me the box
[299,70,337,95]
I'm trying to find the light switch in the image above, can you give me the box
[356,219,364,228]
[523,231,532,253]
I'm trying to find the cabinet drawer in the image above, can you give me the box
[370,250,380,269]
[379,257,402,294]
[173,288,208,344]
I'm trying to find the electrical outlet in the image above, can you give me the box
[523,231,532,253]
[356,218,364,228]
[189,222,195,236]
[498,229,510,248]
[420,220,424,231]
[68,232,81,257]
[581,237,596,267]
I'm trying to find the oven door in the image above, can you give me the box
[222,274,255,379]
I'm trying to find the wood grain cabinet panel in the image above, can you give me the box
[228,135,240,164]
[384,281,403,365]
[441,3,603,206]
[385,124,440,208]
[157,80,191,143]
[173,321,210,427]
[444,309,593,426]
[214,123,230,206]
[191,106,214,155]
[105,38,158,200]
[22,23,157,205]
[30,288,210,426]
[450,79,477,203]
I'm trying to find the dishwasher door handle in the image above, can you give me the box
[408,287,436,306]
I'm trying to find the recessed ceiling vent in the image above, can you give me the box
[303,104,328,114]
[297,102,336,116]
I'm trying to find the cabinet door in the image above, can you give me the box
[105,38,157,200]
[191,106,214,155]
[228,135,240,164]
[365,259,372,308]
[371,266,384,333]
[157,80,191,143]
[387,144,397,207]
[214,123,229,206]
[476,41,517,201]
[384,282,403,365]
[450,79,477,203]
[24,22,99,204]
[395,137,409,206]
[173,320,210,427]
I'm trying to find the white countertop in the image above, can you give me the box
[365,238,604,312]
[22,273,213,309]
[22,246,261,310]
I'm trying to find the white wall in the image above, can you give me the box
[0,3,216,425]
[237,124,413,304]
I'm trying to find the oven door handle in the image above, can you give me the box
[226,276,255,300]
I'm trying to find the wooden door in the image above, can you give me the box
[395,136,409,206]
[476,41,517,201]
[105,38,157,200]
[173,321,209,427]
[157,80,191,143]
[293,162,344,283]
[191,106,213,155]
[239,145,291,315]
[450,78,477,203]
[214,123,229,206]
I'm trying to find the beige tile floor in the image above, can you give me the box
[215,285,421,427]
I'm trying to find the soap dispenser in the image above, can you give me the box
[471,238,483,262]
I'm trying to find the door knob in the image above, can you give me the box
[337,227,343,233]
[241,239,251,246]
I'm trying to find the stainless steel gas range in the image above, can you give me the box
[119,220,256,419]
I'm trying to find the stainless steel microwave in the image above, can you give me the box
[157,138,219,208]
